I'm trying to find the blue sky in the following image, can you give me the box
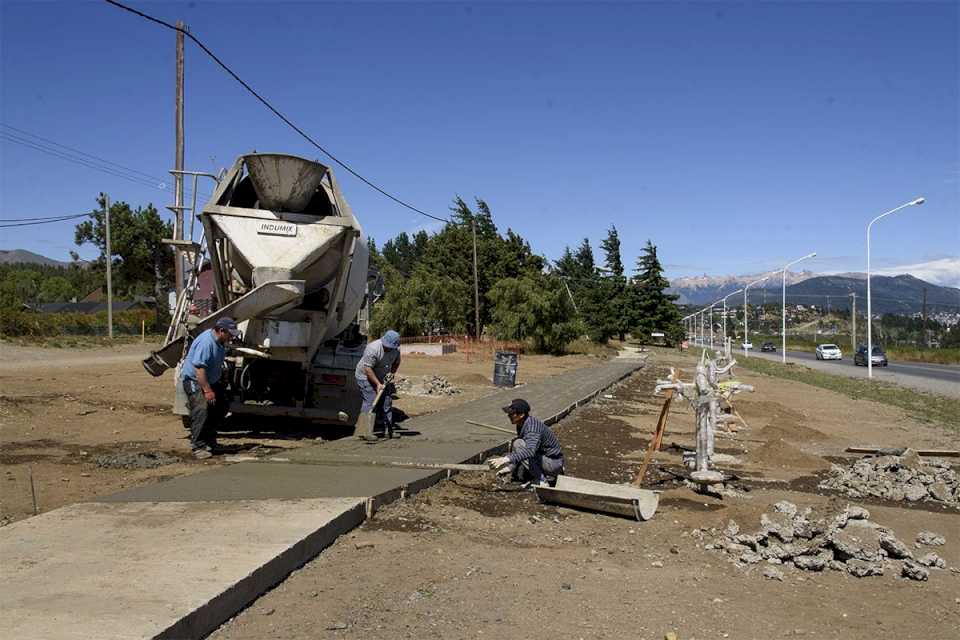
[2,1,957,284]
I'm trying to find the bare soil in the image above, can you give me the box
[210,348,960,640]
[0,341,598,525]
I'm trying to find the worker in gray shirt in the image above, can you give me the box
[487,398,565,486]
[355,329,402,440]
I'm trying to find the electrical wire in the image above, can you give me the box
[103,0,451,224]
[0,213,93,228]
[0,213,93,222]
[1,129,210,200]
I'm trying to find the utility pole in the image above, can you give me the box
[103,193,113,339]
[471,218,480,340]
[173,19,186,297]
[922,286,928,348]
[851,293,857,348]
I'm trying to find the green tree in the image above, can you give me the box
[38,276,74,302]
[632,240,682,344]
[74,196,174,299]
[488,273,582,354]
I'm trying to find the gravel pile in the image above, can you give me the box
[394,375,461,397]
[819,450,958,507]
[696,501,950,581]
[95,451,180,469]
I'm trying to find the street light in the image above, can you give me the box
[721,288,744,348]
[867,197,925,378]
[709,300,721,349]
[781,252,817,363]
[743,276,769,357]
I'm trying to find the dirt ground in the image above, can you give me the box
[0,341,601,525]
[210,348,960,640]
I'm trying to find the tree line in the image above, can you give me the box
[2,194,684,351]
[368,197,683,352]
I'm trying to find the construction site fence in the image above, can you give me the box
[399,334,525,357]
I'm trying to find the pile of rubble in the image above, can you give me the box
[95,451,180,469]
[394,375,461,397]
[819,450,958,508]
[695,501,950,581]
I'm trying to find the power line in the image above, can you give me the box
[0,213,92,229]
[1,129,210,200]
[0,213,93,222]
[104,0,451,224]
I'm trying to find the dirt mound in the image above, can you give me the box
[449,373,491,386]
[753,438,830,471]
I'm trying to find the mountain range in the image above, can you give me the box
[670,272,959,315]
[0,249,70,267]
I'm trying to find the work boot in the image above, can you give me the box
[193,448,213,460]
[356,412,378,442]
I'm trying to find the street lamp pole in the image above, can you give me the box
[781,252,817,363]
[866,197,925,378]
[722,288,744,348]
[743,276,768,357]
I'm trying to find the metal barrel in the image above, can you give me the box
[493,351,519,387]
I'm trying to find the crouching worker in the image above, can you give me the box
[487,399,565,486]
[355,329,402,441]
[181,317,238,459]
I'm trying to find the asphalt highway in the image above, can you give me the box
[769,348,960,384]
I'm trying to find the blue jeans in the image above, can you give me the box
[356,377,393,432]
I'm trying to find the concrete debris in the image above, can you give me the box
[394,375,462,397]
[901,561,929,581]
[94,452,180,469]
[818,451,959,508]
[702,501,946,581]
[916,531,946,546]
[916,553,946,569]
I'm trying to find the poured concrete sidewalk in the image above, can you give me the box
[0,356,645,640]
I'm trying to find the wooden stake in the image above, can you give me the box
[28,465,38,515]
[465,419,516,436]
[633,369,678,487]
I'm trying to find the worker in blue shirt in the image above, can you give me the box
[181,317,238,458]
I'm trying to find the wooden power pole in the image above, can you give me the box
[103,193,113,339]
[850,292,856,353]
[471,218,480,339]
[173,19,185,296]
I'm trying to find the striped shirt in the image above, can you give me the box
[507,415,563,464]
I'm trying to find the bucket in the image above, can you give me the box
[493,351,518,387]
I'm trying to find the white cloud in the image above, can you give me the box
[872,257,960,288]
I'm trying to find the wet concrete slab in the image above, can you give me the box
[0,357,646,639]
[0,498,364,640]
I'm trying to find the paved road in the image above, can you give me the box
[689,341,959,397]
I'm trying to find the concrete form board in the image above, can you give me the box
[0,498,364,640]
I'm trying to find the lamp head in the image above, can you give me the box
[910,197,925,206]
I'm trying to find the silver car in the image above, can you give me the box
[815,344,842,360]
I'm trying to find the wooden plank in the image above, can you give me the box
[633,369,677,487]
[845,447,959,458]
[465,419,516,436]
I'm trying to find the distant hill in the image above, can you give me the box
[668,270,816,305]
[672,272,959,315]
[0,249,69,267]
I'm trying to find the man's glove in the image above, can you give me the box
[487,456,511,472]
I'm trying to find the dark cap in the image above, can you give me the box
[501,398,530,416]
[214,316,240,337]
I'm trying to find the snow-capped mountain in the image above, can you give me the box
[667,270,816,305]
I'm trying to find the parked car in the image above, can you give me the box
[761,342,776,352]
[815,344,842,360]
[854,345,888,367]
[742,342,753,351]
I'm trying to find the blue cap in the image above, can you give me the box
[214,316,240,336]
[382,330,400,349]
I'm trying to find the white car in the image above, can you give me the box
[815,344,842,360]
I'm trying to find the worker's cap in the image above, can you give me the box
[501,398,530,416]
[214,317,240,337]
[382,330,401,349]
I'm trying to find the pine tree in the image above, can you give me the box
[632,240,683,344]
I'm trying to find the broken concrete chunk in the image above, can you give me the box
[903,483,928,502]
[793,549,833,572]
[844,505,870,520]
[762,566,785,581]
[878,533,913,560]
[916,553,946,569]
[723,520,740,538]
[916,531,946,546]
[739,551,763,565]
[901,560,929,581]
[827,560,846,572]
[760,512,796,543]
[846,559,884,577]
[773,501,798,517]
[928,482,951,503]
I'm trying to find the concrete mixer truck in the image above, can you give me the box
[143,153,374,427]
